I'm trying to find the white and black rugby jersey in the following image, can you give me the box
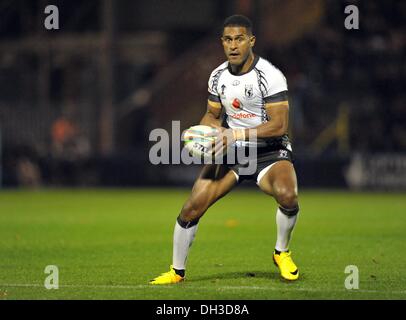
[208,55,291,149]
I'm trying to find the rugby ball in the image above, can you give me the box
[183,125,218,159]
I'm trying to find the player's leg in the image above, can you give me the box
[258,160,299,251]
[150,164,237,284]
[174,164,237,272]
[257,160,300,280]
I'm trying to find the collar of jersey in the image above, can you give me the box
[227,55,260,76]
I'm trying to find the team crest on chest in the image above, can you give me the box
[245,84,254,99]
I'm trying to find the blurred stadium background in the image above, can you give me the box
[0,0,405,190]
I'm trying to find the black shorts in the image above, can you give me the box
[225,145,294,184]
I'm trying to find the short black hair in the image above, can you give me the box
[223,15,253,34]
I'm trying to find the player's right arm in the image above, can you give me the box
[199,100,223,127]
[201,64,227,128]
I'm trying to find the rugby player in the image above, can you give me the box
[150,14,300,284]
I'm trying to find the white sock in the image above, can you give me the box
[275,207,298,252]
[172,220,198,271]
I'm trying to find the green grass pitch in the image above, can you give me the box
[0,188,405,300]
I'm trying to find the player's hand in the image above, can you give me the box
[205,125,246,158]
[212,125,244,158]
[214,128,233,158]
[202,124,225,137]
[202,124,225,142]
[203,124,228,158]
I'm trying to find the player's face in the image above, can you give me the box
[221,26,255,66]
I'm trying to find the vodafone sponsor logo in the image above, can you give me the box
[231,113,257,119]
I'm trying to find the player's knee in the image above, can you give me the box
[180,201,205,222]
[275,188,298,210]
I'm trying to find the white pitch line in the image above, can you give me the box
[0,283,405,295]
[0,283,172,290]
[214,285,406,294]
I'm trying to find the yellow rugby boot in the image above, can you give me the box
[149,265,184,285]
[273,251,299,281]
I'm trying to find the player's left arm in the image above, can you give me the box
[235,99,289,140]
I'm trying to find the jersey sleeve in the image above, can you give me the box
[207,67,225,103]
[263,66,289,103]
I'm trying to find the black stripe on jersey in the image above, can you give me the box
[254,67,268,123]
[254,68,269,97]
[209,67,227,94]
[208,93,221,102]
[264,90,289,103]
